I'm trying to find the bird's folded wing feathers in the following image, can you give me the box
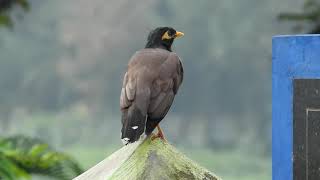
[148,53,183,115]
[173,59,183,94]
[120,72,136,109]
[120,51,183,111]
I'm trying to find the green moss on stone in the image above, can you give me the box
[109,137,221,180]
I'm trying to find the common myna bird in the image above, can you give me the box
[120,27,184,145]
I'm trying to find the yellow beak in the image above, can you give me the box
[175,31,184,38]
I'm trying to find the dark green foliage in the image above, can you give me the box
[0,135,83,180]
[0,152,29,180]
[0,0,29,27]
[0,14,11,27]
[278,0,320,33]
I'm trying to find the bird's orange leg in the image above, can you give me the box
[151,125,166,141]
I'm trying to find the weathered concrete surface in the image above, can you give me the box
[74,137,221,180]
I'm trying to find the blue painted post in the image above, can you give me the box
[272,35,320,180]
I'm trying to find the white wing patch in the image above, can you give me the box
[132,126,138,130]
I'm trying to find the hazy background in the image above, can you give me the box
[0,0,307,179]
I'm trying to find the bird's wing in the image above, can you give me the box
[120,72,136,110]
[120,49,169,110]
[148,53,183,120]
[173,55,183,94]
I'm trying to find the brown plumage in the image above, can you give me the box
[120,27,184,145]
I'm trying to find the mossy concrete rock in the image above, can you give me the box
[74,137,221,180]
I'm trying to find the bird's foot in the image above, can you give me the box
[151,125,166,141]
[151,132,166,141]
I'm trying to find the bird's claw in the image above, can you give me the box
[151,131,166,141]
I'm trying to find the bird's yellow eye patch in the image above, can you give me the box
[161,30,185,40]
[161,31,171,40]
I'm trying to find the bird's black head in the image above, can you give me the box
[145,27,184,51]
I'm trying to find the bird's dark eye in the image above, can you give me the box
[167,29,176,36]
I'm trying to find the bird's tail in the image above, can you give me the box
[121,104,146,145]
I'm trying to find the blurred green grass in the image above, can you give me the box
[65,144,270,180]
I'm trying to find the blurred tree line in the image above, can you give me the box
[0,0,29,27]
[278,0,320,33]
[0,0,314,154]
